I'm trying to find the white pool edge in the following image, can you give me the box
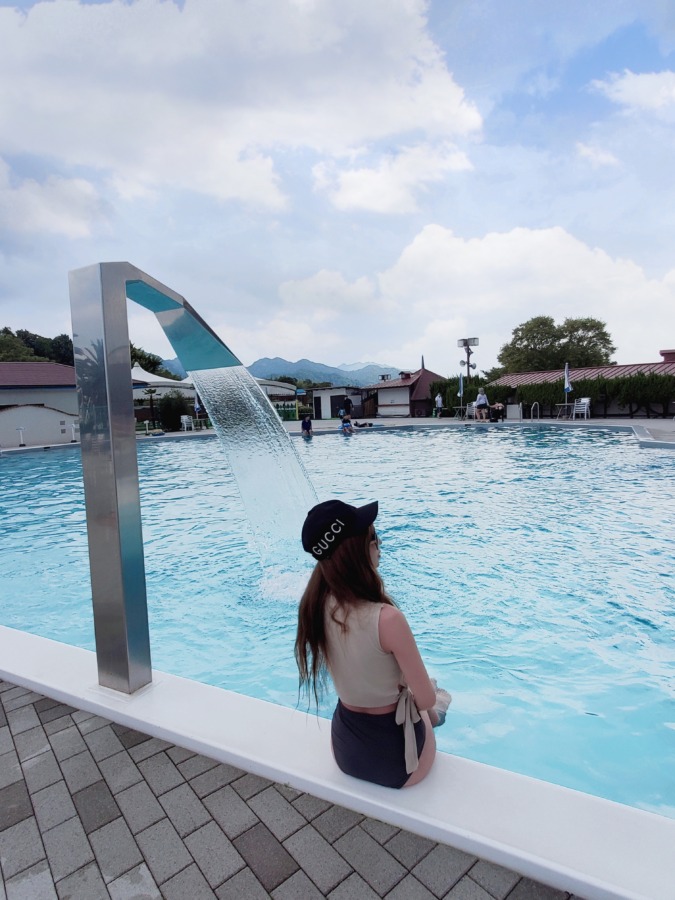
[2,626,673,900]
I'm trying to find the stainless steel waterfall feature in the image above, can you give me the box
[69,262,242,693]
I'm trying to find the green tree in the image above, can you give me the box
[3,328,175,377]
[0,328,48,361]
[50,333,74,366]
[497,316,562,372]
[482,365,506,382]
[558,317,616,367]
[498,316,615,373]
[10,328,72,365]
[130,343,179,379]
[15,329,53,359]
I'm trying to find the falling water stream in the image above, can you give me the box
[189,365,318,573]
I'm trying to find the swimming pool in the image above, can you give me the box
[2,426,674,817]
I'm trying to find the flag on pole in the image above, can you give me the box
[457,372,464,398]
[564,362,572,394]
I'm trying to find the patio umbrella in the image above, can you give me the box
[457,372,464,413]
[564,362,573,397]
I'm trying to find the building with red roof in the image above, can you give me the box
[0,362,77,410]
[0,362,78,448]
[0,361,77,389]
[364,365,445,418]
[488,349,675,390]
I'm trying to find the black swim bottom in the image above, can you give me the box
[331,700,426,789]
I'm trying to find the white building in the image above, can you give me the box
[131,364,195,400]
[0,362,79,449]
[0,362,306,446]
[310,387,365,420]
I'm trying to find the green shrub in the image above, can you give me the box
[274,402,298,421]
[505,373,675,418]
[158,390,191,431]
[613,373,675,417]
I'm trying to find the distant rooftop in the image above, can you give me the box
[0,361,76,388]
[364,366,445,401]
[489,352,675,388]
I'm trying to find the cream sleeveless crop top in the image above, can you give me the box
[324,599,403,707]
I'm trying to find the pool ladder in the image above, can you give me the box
[520,402,540,420]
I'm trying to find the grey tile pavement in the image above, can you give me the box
[0,679,583,899]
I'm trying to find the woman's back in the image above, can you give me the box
[324,600,402,709]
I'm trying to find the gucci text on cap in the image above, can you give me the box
[301,499,378,561]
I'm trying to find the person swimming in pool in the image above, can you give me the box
[295,500,451,789]
[338,415,354,435]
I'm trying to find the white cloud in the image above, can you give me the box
[279,269,376,312]
[2,0,673,381]
[592,70,675,115]
[266,225,675,372]
[313,143,472,213]
[575,143,619,167]
[0,158,103,237]
[0,0,480,215]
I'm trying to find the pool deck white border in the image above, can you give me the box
[1,414,674,456]
[2,626,674,900]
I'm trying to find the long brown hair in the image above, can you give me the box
[294,525,395,706]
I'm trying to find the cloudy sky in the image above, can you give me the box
[1,0,674,375]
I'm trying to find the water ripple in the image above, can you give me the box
[2,427,675,814]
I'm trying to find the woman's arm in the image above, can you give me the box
[378,605,437,711]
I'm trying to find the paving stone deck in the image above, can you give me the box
[0,679,585,900]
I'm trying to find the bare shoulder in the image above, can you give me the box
[379,604,406,626]
[378,604,411,651]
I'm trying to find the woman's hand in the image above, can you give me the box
[429,679,452,728]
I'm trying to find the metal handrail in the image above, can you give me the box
[531,401,540,420]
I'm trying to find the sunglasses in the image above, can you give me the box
[371,532,381,548]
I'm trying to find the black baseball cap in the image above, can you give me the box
[302,499,378,561]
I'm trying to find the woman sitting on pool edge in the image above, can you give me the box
[295,500,451,788]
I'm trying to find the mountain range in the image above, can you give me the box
[247,357,401,386]
[162,356,401,387]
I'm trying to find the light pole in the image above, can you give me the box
[458,338,479,383]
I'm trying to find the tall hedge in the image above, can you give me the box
[428,373,675,418]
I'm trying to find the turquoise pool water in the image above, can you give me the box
[1,426,674,816]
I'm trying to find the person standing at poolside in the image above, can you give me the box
[475,387,490,420]
[296,500,451,789]
[435,392,443,417]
